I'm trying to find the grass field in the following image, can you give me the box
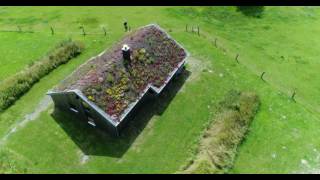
[0,33,64,82]
[0,6,320,173]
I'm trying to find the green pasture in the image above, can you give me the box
[0,6,319,173]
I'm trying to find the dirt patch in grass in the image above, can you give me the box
[181,90,260,174]
[74,16,100,27]
[78,150,90,165]
[185,57,213,83]
[0,148,30,173]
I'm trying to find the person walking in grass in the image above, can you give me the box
[124,21,128,32]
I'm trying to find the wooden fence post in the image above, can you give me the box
[80,26,86,36]
[197,26,200,36]
[260,72,266,81]
[235,54,239,63]
[50,26,54,35]
[291,89,296,102]
[102,27,107,36]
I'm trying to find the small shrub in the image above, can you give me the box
[0,39,84,112]
[236,6,265,18]
[106,73,115,84]
[184,90,260,174]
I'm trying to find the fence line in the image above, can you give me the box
[0,26,112,36]
[184,25,299,102]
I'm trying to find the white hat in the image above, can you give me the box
[122,44,130,51]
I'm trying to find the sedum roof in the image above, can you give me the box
[54,24,188,122]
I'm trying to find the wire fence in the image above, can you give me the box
[184,23,298,102]
[0,25,114,37]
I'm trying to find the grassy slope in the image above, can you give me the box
[0,6,319,173]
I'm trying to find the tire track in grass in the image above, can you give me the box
[0,96,52,146]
